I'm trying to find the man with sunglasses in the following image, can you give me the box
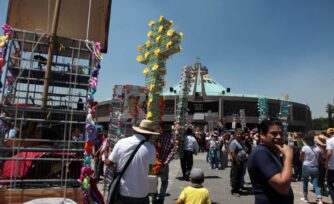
[247,118,294,204]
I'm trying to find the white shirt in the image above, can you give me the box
[5,128,16,139]
[326,137,334,170]
[301,145,321,166]
[122,107,146,120]
[108,134,156,198]
[183,135,199,153]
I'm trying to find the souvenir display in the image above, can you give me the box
[108,84,147,145]
[174,66,192,157]
[279,95,290,138]
[257,97,268,123]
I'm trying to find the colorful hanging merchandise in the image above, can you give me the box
[257,97,268,123]
[137,16,183,174]
[0,24,12,94]
[80,42,104,204]
[279,95,290,138]
[108,84,147,145]
[173,66,192,158]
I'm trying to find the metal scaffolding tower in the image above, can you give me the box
[0,28,94,202]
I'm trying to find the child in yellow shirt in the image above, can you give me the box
[176,168,211,204]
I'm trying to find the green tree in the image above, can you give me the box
[312,117,328,130]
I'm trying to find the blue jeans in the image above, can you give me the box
[302,165,321,198]
[157,165,169,200]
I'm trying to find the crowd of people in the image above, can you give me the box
[91,118,334,204]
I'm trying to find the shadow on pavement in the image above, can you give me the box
[205,175,221,179]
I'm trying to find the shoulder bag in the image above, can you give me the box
[107,140,146,204]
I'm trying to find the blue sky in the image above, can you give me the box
[1,0,333,118]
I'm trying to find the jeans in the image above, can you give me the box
[221,151,229,169]
[157,165,169,200]
[180,150,193,179]
[209,149,219,169]
[327,169,334,203]
[302,165,321,198]
[230,160,246,193]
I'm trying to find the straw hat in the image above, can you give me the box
[326,128,334,135]
[253,133,259,140]
[212,131,219,137]
[315,134,328,147]
[132,119,160,135]
[291,132,298,141]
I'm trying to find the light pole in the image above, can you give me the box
[326,104,333,128]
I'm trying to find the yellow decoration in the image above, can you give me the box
[95,52,102,60]
[178,45,183,52]
[155,35,162,43]
[150,84,155,91]
[154,49,160,56]
[136,55,143,62]
[147,31,153,38]
[158,25,163,33]
[179,32,183,40]
[159,16,164,22]
[169,20,174,26]
[149,21,155,27]
[147,111,153,119]
[166,41,172,48]
[152,64,159,71]
[148,98,153,106]
[0,35,9,48]
[143,67,150,75]
[163,80,166,88]
[137,45,142,52]
[145,40,151,48]
[145,51,150,59]
[167,29,174,37]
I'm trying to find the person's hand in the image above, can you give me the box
[275,144,293,160]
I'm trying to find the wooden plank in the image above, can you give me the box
[0,188,83,204]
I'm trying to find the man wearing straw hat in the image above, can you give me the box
[326,128,334,203]
[106,119,160,204]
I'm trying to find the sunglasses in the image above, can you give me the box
[269,131,283,136]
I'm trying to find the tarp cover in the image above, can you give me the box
[1,152,44,178]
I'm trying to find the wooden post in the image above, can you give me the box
[41,0,62,109]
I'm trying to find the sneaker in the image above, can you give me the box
[232,192,240,197]
[316,197,323,204]
[300,197,309,203]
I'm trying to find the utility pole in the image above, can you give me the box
[327,104,333,128]
[41,0,62,109]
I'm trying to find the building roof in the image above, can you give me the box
[162,58,299,103]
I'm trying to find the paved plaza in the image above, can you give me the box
[98,152,333,204]
[163,153,333,204]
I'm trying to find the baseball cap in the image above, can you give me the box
[189,168,204,180]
